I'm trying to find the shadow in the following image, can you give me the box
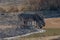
[22,10,60,18]
[41,9,60,18]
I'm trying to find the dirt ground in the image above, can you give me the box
[44,18,60,28]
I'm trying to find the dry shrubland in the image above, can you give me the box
[0,6,19,13]
[27,0,60,11]
[7,6,19,12]
[0,0,60,12]
[0,7,6,12]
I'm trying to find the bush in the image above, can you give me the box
[7,6,19,12]
[0,7,6,12]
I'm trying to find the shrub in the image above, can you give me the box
[7,6,19,12]
[0,7,6,12]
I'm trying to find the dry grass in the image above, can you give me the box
[0,5,20,12]
[0,7,6,12]
[6,6,19,12]
[0,5,31,12]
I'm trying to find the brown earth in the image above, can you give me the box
[44,18,60,28]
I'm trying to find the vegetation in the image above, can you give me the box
[22,28,60,38]
[0,7,6,12]
[12,28,60,40]
[7,6,19,12]
[27,0,60,11]
[0,0,60,12]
